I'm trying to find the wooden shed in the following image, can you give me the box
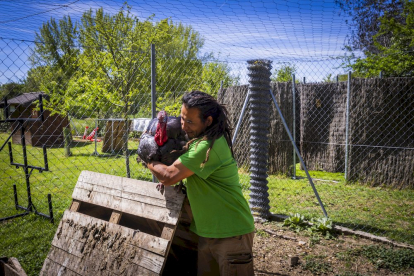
[1,92,69,147]
[40,171,198,275]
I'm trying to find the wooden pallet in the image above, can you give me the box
[40,171,198,276]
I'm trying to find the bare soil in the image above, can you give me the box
[253,221,414,276]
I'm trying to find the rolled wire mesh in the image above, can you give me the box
[246,59,272,219]
[0,1,413,275]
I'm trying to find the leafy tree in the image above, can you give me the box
[29,5,233,119]
[337,0,405,54]
[344,1,414,77]
[200,61,239,97]
[271,64,297,82]
[0,82,25,100]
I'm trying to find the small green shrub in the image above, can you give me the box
[309,217,335,238]
[283,213,307,232]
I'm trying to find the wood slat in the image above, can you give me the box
[53,210,169,257]
[77,171,185,206]
[47,211,166,275]
[43,247,113,276]
[72,187,181,225]
[74,181,182,211]
[40,258,82,276]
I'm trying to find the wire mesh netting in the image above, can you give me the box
[1,0,414,275]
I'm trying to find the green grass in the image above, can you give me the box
[1,132,413,275]
[240,163,414,245]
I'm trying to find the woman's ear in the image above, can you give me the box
[206,116,213,127]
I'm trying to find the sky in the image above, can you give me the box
[0,0,355,84]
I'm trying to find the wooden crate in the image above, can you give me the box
[40,171,198,275]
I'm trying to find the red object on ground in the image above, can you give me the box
[83,126,89,139]
[154,111,168,146]
[86,127,99,141]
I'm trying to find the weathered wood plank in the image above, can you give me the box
[48,219,166,274]
[74,181,182,211]
[53,210,169,256]
[72,187,181,225]
[44,247,118,276]
[76,171,185,206]
[40,258,82,276]
[122,244,165,274]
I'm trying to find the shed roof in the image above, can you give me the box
[0,92,49,108]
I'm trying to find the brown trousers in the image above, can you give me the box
[197,232,254,276]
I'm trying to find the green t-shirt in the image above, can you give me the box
[178,135,255,238]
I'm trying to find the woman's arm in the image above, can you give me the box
[147,159,194,186]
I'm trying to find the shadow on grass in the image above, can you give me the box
[70,141,94,148]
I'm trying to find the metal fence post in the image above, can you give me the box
[247,59,272,220]
[292,74,296,179]
[344,71,352,180]
[125,117,130,178]
[151,43,157,183]
[94,120,98,156]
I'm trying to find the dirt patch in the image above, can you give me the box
[253,221,414,276]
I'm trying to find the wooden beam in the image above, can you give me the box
[161,224,175,241]
[109,211,122,224]
[69,200,80,212]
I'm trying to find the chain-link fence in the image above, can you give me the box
[1,0,414,275]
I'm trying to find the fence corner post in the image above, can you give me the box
[344,71,352,180]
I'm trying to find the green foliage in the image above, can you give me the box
[255,228,270,238]
[271,64,297,82]
[201,61,239,97]
[283,213,335,238]
[283,213,307,232]
[344,1,414,77]
[359,245,414,271]
[0,82,25,100]
[337,0,405,54]
[29,4,234,119]
[309,217,334,238]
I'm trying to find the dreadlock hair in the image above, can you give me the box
[181,90,234,169]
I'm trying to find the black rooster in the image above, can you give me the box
[137,111,187,192]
